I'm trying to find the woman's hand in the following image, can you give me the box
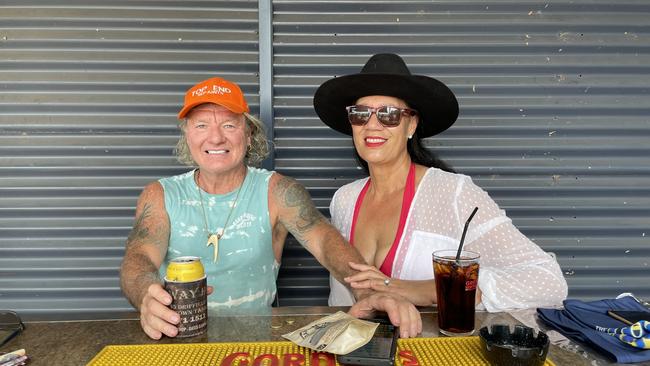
[344,262,436,307]
[349,292,422,338]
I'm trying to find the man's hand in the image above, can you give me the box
[139,284,215,340]
[139,283,180,339]
[348,292,422,339]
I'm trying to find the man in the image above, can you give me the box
[120,77,421,340]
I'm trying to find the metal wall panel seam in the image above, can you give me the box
[259,0,275,170]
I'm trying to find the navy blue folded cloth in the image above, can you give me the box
[538,296,650,363]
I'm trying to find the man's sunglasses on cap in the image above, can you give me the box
[346,105,418,127]
[0,310,24,347]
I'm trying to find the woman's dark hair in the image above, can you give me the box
[355,131,455,174]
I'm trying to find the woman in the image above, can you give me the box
[313,53,568,311]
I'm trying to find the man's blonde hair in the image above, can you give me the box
[174,112,269,167]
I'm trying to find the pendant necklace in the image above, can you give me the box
[196,169,245,263]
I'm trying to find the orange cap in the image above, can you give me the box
[177,77,250,119]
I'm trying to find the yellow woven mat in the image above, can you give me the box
[399,337,555,366]
[88,337,556,365]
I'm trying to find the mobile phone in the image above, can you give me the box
[336,318,399,366]
[607,309,650,325]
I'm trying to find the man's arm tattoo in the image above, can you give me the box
[126,203,152,248]
[126,203,168,252]
[274,176,324,241]
[121,201,167,308]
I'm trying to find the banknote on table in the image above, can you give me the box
[282,311,379,355]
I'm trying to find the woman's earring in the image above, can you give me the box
[408,135,413,140]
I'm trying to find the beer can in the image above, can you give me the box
[164,256,208,337]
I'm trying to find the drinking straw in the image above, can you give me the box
[456,207,479,263]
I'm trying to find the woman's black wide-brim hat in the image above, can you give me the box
[313,53,459,137]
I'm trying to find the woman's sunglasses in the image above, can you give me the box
[346,105,418,127]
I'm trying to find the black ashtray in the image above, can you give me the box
[479,324,550,366]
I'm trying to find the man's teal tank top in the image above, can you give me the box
[158,167,278,310]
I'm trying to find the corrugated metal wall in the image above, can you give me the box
[0,1,261,317]
[1,0,649,316]
[272,1,650,305]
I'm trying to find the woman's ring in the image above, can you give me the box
[383,278,391,286]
